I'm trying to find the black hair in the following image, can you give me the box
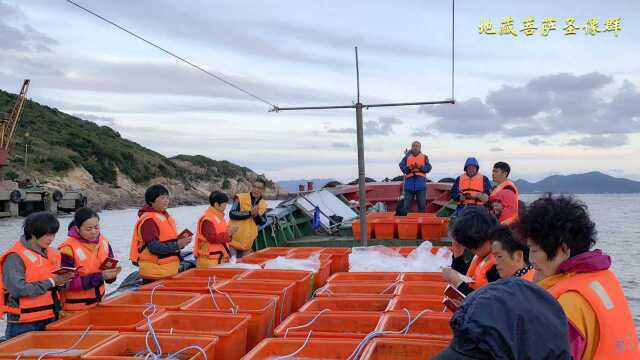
[493,162,511,177]
[23,212,60,240]
[451,206,498,250]
[145,184,169,205]
[490,225,529,264]
[71,207,99,229]
[518,194,596,260]
[254,178,267,187]
[209,191,229,206]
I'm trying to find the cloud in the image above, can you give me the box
[0,1,58,53]
[410,127,434,137]
[489,147,504,152]
[566,134,629,148]
[528,138,546,146]
[420,73,640,147]
[327,116,403,136]
[72,113,116,126]
[331,142,351,149]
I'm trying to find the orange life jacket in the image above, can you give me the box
[520,268,536,282]
[405,153,428,178]
[0,241,61,323]
[458,174,486,205]
[490,180,520,225]
[229,193,267,251]
[58,235,110,311]
[195,207,231,268]
[548,270,639,359]
[129,211,179,280]
[466,253,496,289]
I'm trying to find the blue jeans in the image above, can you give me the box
[404,189,426,213]
[5,316,55,340]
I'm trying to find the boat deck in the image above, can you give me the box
[286,235,452,248]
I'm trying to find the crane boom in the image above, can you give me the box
[0,79,30,167]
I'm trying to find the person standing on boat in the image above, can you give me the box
[228,179,268,257]
[0,212,73,339]
[58,208,121,314]
[129,184,192,283]
[398,141,432,212]
[489,225,534,281]
[195,191,240,267]
[489,161,520,225]
[519,194,639,360]
[442,206,500,295]
[450,157,491,214]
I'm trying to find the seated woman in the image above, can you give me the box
[442,206,499,295]
[59,207,121,313]
[489,224,535,280]
[519,194,638,360]
[195,191,239,268]
[1,212,73,339]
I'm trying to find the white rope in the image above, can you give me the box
[284,309,331,338]
[273,331,313,360]
[34,325,93,360]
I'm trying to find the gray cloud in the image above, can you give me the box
[331,142,351,149]
[528,138,546,146]
[410,127,434,137]
[72,113,116,126]
[489,147,504,152]
[566,134,629,148]
[421,73,640,147]
[327,116,403,136]
[328,128,357,134]
[0,1,57,53]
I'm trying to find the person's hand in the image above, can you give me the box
[475,193,489,203]
[451,240,465,258]
[177,234,192,249]
[250,207,259,217]
[229,224,240,235]
[492,202,504,216]
[53,272,74,286]
[102,267,121,281]
[459,193,467,201]
[442,268,464,288]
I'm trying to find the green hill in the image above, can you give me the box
[0,89,272,190]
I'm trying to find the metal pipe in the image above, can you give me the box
[364,99,454,108]
[274,104,356,111]
[355,102,367,246]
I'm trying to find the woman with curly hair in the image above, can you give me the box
[519,194,638,360]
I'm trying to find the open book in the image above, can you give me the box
[443,284,466,312]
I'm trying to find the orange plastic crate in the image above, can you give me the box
[285,254,333,288]
[100,291,200,310]
[82,333,217,360]
[138,311,249,360]
[394,246,416,256]
[421,218,447,240]
[172,267,247,280]
[237,257,267,266]
[385,296,449,314]
[366,212,395,219]
[401,272,446,282]
[214,279,295,326]
[372,219,396,240]
[327,272,400,283]
[254,247,294,257]
[0,331,117,359]
[360,338,449,359]
[320,248,351,273]
[396,219,420,240]
[396,281,447,297]
[274,312,382,339]
[180,293,277,349]
[242,338,361,360]
[288,247,324,256]
[139,279,224,293]
[239,269,313,311]
[298,297,390,313]
[315,282,399,298]
[376,312,453,340]
[351,220,372,239]
[46,308,149,331]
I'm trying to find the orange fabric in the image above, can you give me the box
[0,241,60,323]
[521,268,536,282]
[129,212,179,280]
[490,180,520,224]
[195,207,230,267]
[545,270,639,359]
[58,236,110,311]
[466,253,496,289]
[229,193,267,251]
[459,174,485,205]
[405,153,428,178]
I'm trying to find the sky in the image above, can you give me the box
[0,0,639,182]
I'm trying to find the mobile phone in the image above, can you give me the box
[444,285,466,303]
[52,267,80,275]
[178,229,193,238]
[442,297,462,312]
[99,257,119,270]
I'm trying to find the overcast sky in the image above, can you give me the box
[1,0,638,182]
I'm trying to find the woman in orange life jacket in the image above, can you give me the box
[442,206,500,296]
[489,225,535,281]
[195,191,239,268]
[519,194,638,360]
[0,212,73,339]
[58,208,121,314]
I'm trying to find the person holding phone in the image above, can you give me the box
[195,191,239,268]
[228,179,267,258]
[0,212,72,339]
[58,207,121,313]
[129,184,192,282]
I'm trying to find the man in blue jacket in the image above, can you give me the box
[398,141,432,213]
[450,157,491,214]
